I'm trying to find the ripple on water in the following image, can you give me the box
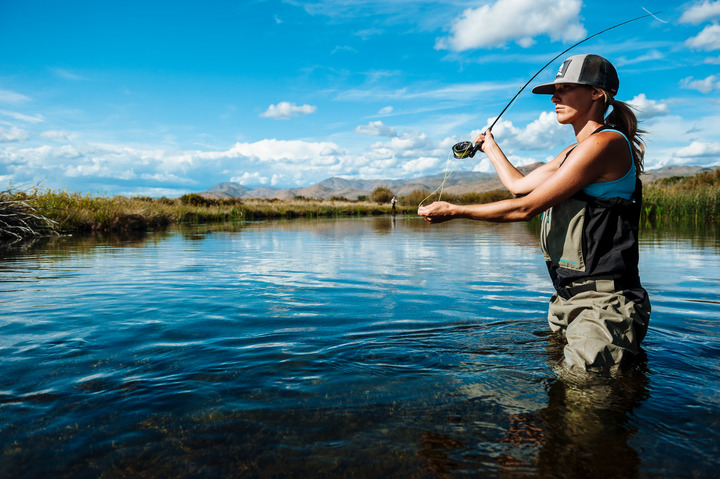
[0,221,719,477]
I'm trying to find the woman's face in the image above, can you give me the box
[551,83,596,124]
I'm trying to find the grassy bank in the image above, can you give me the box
[2,167,718,240]
[4,189,415,235]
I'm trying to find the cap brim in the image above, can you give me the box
[531,82,556,95]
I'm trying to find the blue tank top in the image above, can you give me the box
[582,128,636,200]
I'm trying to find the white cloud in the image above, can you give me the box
[41,130,75,141]
[212,139,342,164]
[680,0,720,24]
[680,75,720,93]
[616,50,665,66]
[231,171,269,186]
[517,112,571,150]
[378,106,394,115]
[436,0,586,51]
[0,126,29,142]
[370,132,434,156]
[332,45,356,54]
[7,108,711,198]
[474,112,572,152]
[627,94,671,119]
[346,130,451,180]
[473,153,548,173]
[685,22,720,51]
[337,81,516,103]
[50,68,88,81]
[355,121,397,137]
[0,110,45,123]
[355,27,383,40]
[401,156,443,176]
[0,136,350,194]
[0,89,31,104]
[64,157,138,180]
[260,101,317,119]
[674,141,720,158]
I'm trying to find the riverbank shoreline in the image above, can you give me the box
[2,167,718,241]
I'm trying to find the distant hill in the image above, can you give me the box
[204,182,252,198]
[639,165,715,184]
[200,164,714,200]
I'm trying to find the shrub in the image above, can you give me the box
[459,190,512,204]
[180,193,217,207]
[400,189,436,206]
[369,186,395,204]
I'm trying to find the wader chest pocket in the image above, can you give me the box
[540,198,587,272]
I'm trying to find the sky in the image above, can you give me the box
[1,0,719,197]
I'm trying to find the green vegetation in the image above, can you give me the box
[642,168,720,226]
[1,167,717,241]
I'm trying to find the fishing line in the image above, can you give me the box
[643,7,669,24]
[419,151,456,206]
[419,9,662,206]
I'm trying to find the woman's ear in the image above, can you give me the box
[591,88,605,101]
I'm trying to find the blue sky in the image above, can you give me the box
[1,0,719,197]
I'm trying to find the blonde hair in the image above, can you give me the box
[602,91,645,175]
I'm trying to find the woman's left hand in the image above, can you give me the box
[417,201,456,223]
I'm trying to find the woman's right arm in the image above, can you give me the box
[476,130,573,197]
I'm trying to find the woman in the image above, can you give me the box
[418,54,650,369]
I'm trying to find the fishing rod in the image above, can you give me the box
[451,10,663,160]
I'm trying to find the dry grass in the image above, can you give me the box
[0,189,410,238]
[2,167,717,242]
[0,189,58,241]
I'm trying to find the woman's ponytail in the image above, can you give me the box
[603,93,646,175]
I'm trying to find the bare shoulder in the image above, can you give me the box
[573,129,629,159]
[593,129,628,146]
[570,129,632,180]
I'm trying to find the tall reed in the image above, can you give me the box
[642,168,720,226]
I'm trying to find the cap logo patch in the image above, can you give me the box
[555,59,572,79]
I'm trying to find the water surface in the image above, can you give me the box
[1,217,718,477]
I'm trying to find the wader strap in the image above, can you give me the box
[557,282,596,299]
[556,276,640,300]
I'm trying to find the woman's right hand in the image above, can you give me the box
[474,129,496,153]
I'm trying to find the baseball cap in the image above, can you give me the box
[532,54,619,95]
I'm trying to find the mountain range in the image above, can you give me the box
[200,164,712,201]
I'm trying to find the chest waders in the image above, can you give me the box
[540,133,651,368]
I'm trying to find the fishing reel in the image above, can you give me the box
[452,141,480,159]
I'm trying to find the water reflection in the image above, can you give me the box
[536,372,648,477]
[0,217,718,477]
[535,338,650,478]
[417,334,650,477]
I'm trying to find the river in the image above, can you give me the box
[1,217,718,477]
